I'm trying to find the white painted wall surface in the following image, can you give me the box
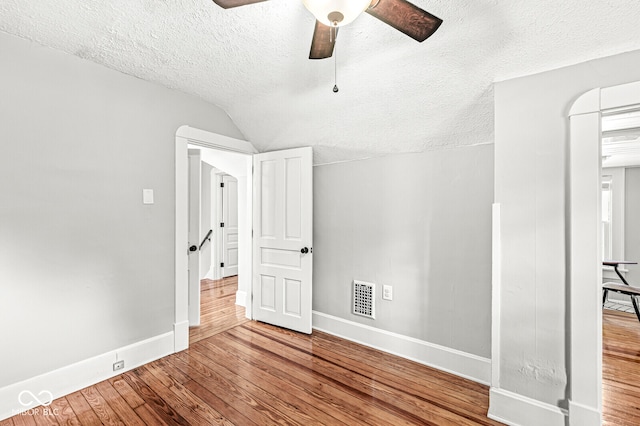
[0,31,243,390]
[313,144,493,358]
[493,48,640,420]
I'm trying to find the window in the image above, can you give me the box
[600,168,625,280]
[602,176,612,261]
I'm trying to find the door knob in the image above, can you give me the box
[189,245,198,252]
[300,247,309,254]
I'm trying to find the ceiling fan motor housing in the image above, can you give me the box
[302,0,372,27]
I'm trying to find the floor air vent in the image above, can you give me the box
[353,280,375,319]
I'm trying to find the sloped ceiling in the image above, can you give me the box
[2,1,640,164]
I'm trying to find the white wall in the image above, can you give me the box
[493,48,640,423]
[313,144,494,358]
[0,30,243,394]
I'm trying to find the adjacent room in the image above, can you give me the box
[2,1,640,425]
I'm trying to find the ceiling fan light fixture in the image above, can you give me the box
[302,0,371,27]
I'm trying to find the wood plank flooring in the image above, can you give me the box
[5,319,500,425]
[189,276,248,344]
[11,278,639,425]
[603,308,640,425]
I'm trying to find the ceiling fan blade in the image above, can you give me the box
[366,0,442,42]
[309,21,338,60]
[212,0,267,9]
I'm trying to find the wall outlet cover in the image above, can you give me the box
[383,285,393,301]
[142,189,154,204]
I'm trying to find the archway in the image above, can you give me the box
[568,81,640,425]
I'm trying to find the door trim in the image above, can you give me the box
[174,125,257,352]
[567,81,640,425]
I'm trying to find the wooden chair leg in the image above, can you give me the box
[603,289,609,306]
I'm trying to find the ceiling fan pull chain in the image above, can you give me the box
[333,31,339,93]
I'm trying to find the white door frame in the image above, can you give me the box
[568,81,640,425]
[187,149,202,327]
[174,125,257,351]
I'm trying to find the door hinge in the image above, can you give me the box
[220,222,225,228]
[220,182,224,188]
[220,262,225,267]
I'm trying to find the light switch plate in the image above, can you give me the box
[143,189,154,204]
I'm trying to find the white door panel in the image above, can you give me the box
[222,175,239,277]
[253,147,313,334]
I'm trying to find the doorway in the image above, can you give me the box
[187,140,252,334]
[599,110,640,424]
[174,126,315,352]
[568,81,640,424]
[173,126,256,352]
[188,153,243,343]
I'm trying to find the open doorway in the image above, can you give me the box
[600,110,640,424]
[187,142,252,344]
[189,154,246,343]
[568,81,640,424]
[173,126,256,352]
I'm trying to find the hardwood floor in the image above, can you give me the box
[4,328,500,425]
[603,308,640,425]
[4,275,504,425]
[6,281,640,425]
[189,276,248,344]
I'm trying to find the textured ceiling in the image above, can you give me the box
[2,1,640,164]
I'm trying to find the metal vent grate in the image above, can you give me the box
[353,280,375,319]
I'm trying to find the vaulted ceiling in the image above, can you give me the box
[2,1,640,164]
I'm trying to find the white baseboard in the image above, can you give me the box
[488,387,567,426]
[0,331,174,421]
[236,290,247,307]
[312,311,491,385]
[568,400,601,426]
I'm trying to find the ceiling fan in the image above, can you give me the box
[211,0,443,59]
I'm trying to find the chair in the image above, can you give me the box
[602,260,640,322]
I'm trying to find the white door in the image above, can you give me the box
[187,149,201,326]
[252,147,313,334]
[222,175,239,277]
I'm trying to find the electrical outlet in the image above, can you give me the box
[113,360,125,372]
[383,285,393,301]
